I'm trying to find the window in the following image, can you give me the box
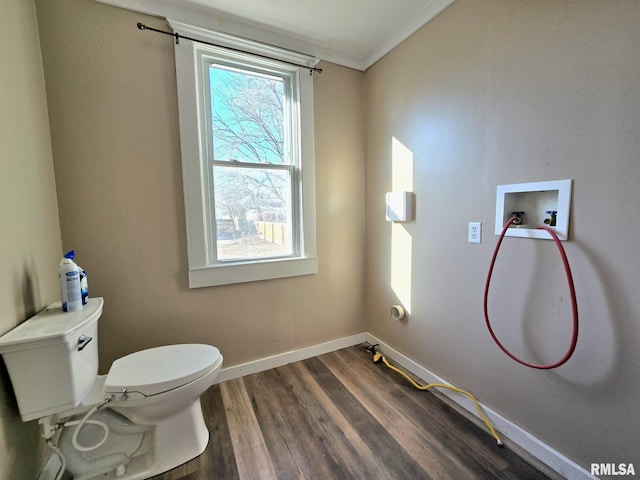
[171,20,318,287]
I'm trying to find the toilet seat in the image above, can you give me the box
[105,344,221,397]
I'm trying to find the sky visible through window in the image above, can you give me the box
[209,65,286,165]
[209,64,293,260]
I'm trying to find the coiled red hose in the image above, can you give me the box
[484,217,579,369]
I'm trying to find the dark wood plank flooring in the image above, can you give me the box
[153,345,559,480]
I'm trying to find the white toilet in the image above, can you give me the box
[0,297,223,479]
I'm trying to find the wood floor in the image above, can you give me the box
[152,345,557,480]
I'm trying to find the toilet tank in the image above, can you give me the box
[0,297,104,421]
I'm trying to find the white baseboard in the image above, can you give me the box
[36,330,593,480]
[37,451,62,480]
[205,331,593,479]
[34,333,368,479]
[365,333,596,480]
[215,332,367,384]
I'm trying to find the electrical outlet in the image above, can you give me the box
[468,222,482,243]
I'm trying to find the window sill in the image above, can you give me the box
[188,256,318,288]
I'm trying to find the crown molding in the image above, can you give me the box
[93,0,455,71]
[363,0,456,69]
[93,0,366,70]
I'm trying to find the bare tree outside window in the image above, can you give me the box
[209,65,295,261]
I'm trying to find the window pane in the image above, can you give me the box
[213,165,293,260]
[210,65,287,165]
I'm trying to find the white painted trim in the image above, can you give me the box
[188,257,318,288]
[94,0,364,70]
[172,21,317,288]
[365,333,596,480]
[167,19,319,68]
[363,0,457,69]
[93,0,455,71]
[37,452,62,480]
[215,332,367,383]
[36,330,592,478]
[214,329,594,478]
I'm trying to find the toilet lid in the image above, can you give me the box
[104,344,221,397]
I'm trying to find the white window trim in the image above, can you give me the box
[170,19,318,288]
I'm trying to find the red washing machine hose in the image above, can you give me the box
[483,217,579,369]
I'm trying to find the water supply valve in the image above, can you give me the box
[511,211,526,225]
[39,415,60,440]
[495,179,572,240]
[544,210,558,226]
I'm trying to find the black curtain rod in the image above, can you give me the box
[136,22,322,75]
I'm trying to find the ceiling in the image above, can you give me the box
[96,0,456,70]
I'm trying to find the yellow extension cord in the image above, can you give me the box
[373,351,503,447]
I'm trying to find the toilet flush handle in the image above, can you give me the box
[77,335,93,351]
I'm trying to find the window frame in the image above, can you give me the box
[170,20,318,288]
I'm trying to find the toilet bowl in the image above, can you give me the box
[0,297,223,479]
[105,343,223,419]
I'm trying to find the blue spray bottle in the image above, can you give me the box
[59,250,82,312]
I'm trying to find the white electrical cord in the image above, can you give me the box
[63,404,110,452]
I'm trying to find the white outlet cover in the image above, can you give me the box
[468,222,481,243]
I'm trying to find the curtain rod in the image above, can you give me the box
[136,22,322,75]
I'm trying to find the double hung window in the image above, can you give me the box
[172,21,317,287]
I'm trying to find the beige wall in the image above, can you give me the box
[365,0,640,470]
[0,1,62,477]
[5,0,639,475]
[35,0,366,371]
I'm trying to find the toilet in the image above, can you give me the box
[0,297,223,479]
